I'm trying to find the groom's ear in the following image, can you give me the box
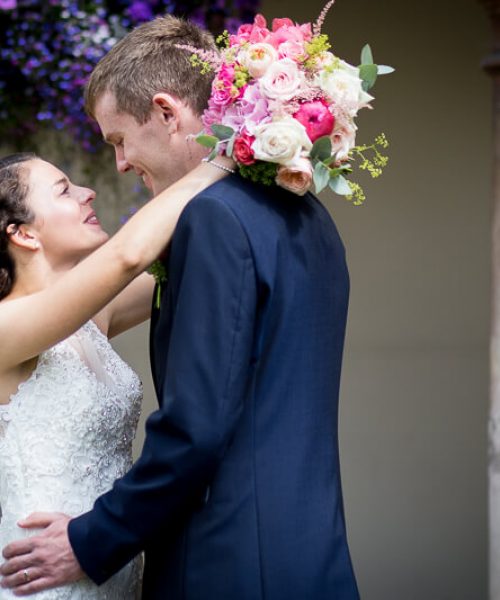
[151,93,181,135]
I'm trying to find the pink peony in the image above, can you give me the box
[233,132,256,166]
[230,23,253,46]
[270,22,312,48]
[276,158,313,196]
[254,14,268,28]
[272,18,294,31]
[293,99,335,143]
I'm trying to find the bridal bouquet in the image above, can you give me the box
[183,0,394,203]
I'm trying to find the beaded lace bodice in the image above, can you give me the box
[0,321,143,599]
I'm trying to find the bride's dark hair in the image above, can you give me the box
[0,153,36,301]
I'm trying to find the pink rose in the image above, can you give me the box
[211,86,235,107]
[233,132,256,166]
[211,65,239,107]
[293,99,335,142]
[276,158,313,196]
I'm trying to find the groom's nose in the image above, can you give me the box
[115,146,131,174]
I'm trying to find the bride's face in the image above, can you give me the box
[25,159,109,265]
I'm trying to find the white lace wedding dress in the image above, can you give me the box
[0,321,143,599]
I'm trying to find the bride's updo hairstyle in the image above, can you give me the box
[0,153,36,301]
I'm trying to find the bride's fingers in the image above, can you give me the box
[18,511,62,528]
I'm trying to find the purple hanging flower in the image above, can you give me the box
[127,1,154,23]
[0,0,17,10]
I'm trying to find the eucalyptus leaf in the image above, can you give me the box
[361,44,374,66]
[211,124,235,140]
[196,134,219,148]
[329,165,352,178]
[311,136,333,162]
[359,63,378,91]
[377,65,395,75]
[226,135,235,158]
[207,147,218,161]
[329,174,352,196]
[313,162,330,194]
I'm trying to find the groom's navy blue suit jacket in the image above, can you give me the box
[68,176,359,599]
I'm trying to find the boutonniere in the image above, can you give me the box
[148,260,168,309]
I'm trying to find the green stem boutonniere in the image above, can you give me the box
[148,260,168,309]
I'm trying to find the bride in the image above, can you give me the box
[0,152,228,599]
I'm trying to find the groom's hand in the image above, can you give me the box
[0,512,84,596]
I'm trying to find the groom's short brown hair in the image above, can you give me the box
[84,15,216,123]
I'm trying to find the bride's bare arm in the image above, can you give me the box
[0,161,230,370]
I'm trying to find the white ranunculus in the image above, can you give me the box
[252,117,312,166]
[315,60,374,116]
[238,43,278,79]
[259,58,306,102]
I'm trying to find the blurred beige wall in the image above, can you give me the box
[0,0,491,597]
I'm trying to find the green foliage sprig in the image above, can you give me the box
[148,260,168,309]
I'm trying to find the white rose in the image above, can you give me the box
[259,58,305,102]
[315,60,374,116]
[252,117,312,166]
[238,43,278,78]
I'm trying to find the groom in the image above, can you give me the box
[1,15,359,600]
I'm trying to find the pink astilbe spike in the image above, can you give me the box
[312,0,336,37]
[174,44,224,70]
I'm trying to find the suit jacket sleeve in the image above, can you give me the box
[68,194,257,584]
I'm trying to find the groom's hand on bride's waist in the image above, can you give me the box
[0,512,84,595]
